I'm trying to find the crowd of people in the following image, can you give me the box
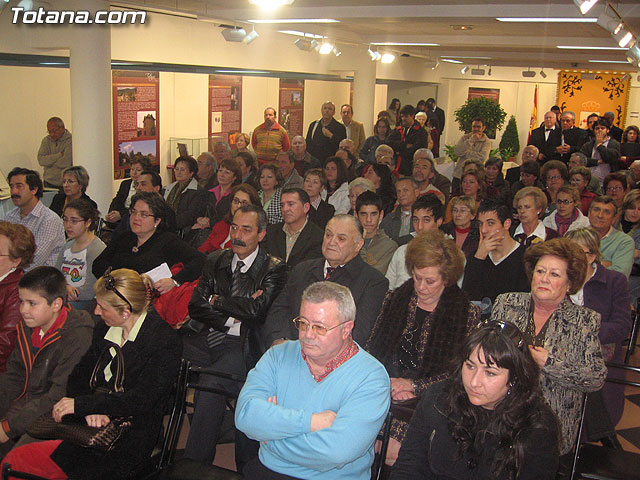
[0,103,636,479]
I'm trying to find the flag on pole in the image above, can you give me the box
[528,84,538,142]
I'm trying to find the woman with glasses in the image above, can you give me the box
[198,184,261,254]
[540,160,568,216]
[366,230,480,466]
[491,238,606,461]
[391,322,560,480]
[2,268,182,480]
[440,196,480,258]
[603,172,629,217]
[93,192,204,296]
[56,198,106,311]
[49,166,97,218]
[542,185,590,237]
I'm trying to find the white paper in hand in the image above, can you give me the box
[145,262,173,283]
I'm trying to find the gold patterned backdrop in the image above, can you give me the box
[556,71,631,130]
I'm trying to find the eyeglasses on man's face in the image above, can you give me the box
[292,316,351,336]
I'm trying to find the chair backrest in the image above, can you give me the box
[372,410,393,480]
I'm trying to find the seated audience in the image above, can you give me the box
[163,156,207,233]
[258,163,284,225]
[196,152,218,191]
[512,187,558,248]
[380,176,419,245]
[363,163,396,215]
[386,195,444,290]
[462,199,529,304]
[580,117,621,185]
[603,171,629,217]
[2,268,181,479]
[620,125,640,168]
[192,158,241,234]
[355,191,398,274]
[390,322,560,480]
[324,156,351,214]
[360,117,391,165]
[289,135,321,176]
[0,267,92,458]
[6,168,64,270]
[540,160,568,216]
[93,192,205,291]
[236,282,390,480]
[441,196,480,258]
[588,195,634,277]
[412,149,447,204]
[0,222,35,373]
[491,238,607,458]
[265,187,323,267]
[264,214,389,347]
[565,228,631,429]
[504,145,538,187]
[542,185,590,236]
[198,183,261,254]
[48,166,97,217]
[347,177,375,215]
[484,157,511,206]
[57,199,106,311]
[570,166,598,215]
[302,168,334,231]
[106,157,150,225]
[367,230,479,466]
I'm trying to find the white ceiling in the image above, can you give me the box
[112,0,640,71]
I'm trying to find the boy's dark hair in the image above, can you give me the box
[140,170,163,189]
[281,187,310,205]
[400,105,416,117]
[355,190,382,213]
[477,198,511,224]
[411,194,444,220]
[8,167,43,199]
[18,266,67,305]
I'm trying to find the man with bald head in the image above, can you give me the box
[306,101,347,162]
[265,214,388,348]
[554,111,587,163]
[528,111,561,165]
[289,135,321,175]
[38,117,73,189]
[506,145,540,187]
[252,107,290,165]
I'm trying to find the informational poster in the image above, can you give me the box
[279,78,304,137]
[208,75,242,149]
[112,70,159,180]
[468,87,500,104]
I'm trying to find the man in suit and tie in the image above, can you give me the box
[341,104,366,155]
[264,187,323,267]
[555,111,587,164]
[528,111,562,165]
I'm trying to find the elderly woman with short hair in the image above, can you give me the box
[440,196,480,258]
[491,238,607,459]
[347,177,375,216]
[303,168,335,230]
[366,230,480,466]
[513,186,558,248]
[570,166,598,215]
[49,166,97,217]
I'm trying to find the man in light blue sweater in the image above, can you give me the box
[235,281,390,479]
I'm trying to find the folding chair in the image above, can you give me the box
[570,362,640,480]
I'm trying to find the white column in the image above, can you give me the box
[352,59,377,137]
[68,0,112,213]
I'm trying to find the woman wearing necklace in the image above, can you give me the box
[93,192,204,297]
[366,230,480,467]
[440,196,480,258]
[491,238,606,467]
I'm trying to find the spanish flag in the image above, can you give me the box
[528,84,538,142]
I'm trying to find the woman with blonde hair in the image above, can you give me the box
[513,186,558,248]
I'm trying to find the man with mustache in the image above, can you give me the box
[183,204,288,471]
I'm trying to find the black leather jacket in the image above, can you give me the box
[187,246,287,368]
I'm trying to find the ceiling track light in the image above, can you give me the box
[380,52,396,64]
[461,65,469,74]
[614,28,635,48]
[573,0,599,15]
[597,11,623,35]
[310,39,320,51]
[249,0,295,8]
[318,41,334,55]
[522,67,536,77]
[628,45,640,66]
[243,26,259,44]
[540,69,547,78]
[368,47,381,61]
[471,67,485,75]
[333,46,342,57]
[221,26,247,42]
[621,73,631,82]
[294,37,313,51]
[488,66,492,76]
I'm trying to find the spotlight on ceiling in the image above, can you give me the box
[221,27,247,42]
[614,27,635,48]
[249,0,295,8]
[621,73,631,82]
[294,38,313,51]
[310,39,320,51]
[540,68,547,78]
[333,46,342,56]
[573,0,599,15]
[243,27,259,44]
[471,67,486,75]
[461,65,469,74]
[522,68,536,77]
[423,60,438,69]
[368,47,381,61]
[319,41,334,55]
[381,52,396,64]
[597,12,623,35]
[628,44,640,66]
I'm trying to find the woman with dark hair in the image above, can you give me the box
[391,321,560,479]
[56,199,106,311]
[335,148,359,181]
[49,166,97,217]
[324,156,351,214]
[620,125,640,168]
[580,117,621,184]
[484,157,511,206]
[2,268,182,480]
[93,192,204,295]
[198,183,261,254]
[258,163,284,224]
[570,166,597,215]
[106,157,151,225]
[0,222,35,373]
[387,98,401,129]
[364,163,396,215]
[163,156,207,233]
[303,168,335,230]
[541,160,568,216]
[491,238,607,458]
[366,230,480,466]
[360,117,391,165]
[444,169,486,223]
[603,171,629,215]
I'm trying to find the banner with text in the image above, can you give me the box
[279,78,304,138]
[208,75,242,149]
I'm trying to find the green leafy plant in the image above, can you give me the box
[454,97,507,139]
[499,116,520,160]
[444,145,458,163]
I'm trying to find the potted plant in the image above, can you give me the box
[499,116,520,161]
[454,97,507,139]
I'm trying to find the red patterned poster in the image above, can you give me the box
[279,78,304,138]
[208,75,242,149]
[112,70,160,180]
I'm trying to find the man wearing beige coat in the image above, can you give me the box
[453,117,491,189]
[341,104,366,155]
